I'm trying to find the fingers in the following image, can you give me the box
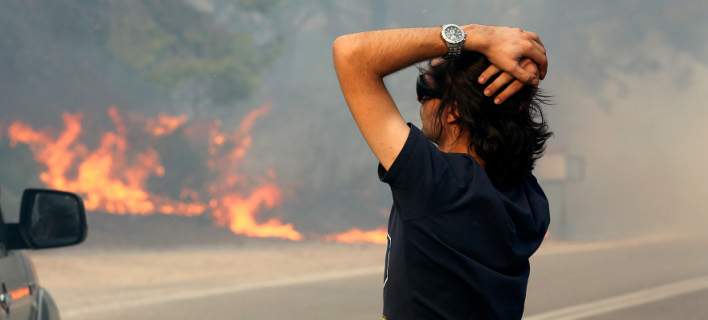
[483,71,515,102]
[478,64,501,84]
[479,54,542,87]
[522,58,541,81]
[523,30,548,79]
[525,31,543,47]
[531,40,546,56]
[521,44,547,82]
[506,63,539,86]
[507,28,548,84]
[519,57,537,70]
[486,58,540,105]
[480,26,548,83]
[531,40,548,79]
[495,79,525,105]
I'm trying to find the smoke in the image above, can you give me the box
[557,41,708,238]
[1,0,706,241]
[247,0,708,240]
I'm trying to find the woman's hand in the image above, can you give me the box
[462,24,547,104]
[463,24,548,97]
[464,24,547,83]
[479,59,541,104]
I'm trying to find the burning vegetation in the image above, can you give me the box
[3,105,383,244]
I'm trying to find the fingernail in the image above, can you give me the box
[478,76,485,83]
[494,98,501,104]
[484,89,491,96]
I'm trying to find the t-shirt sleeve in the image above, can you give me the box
[377,123,449,219]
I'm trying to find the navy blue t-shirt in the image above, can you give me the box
[377,123,550,320]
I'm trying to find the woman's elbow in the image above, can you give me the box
[332,34,361,65]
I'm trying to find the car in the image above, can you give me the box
[0,188,87,320]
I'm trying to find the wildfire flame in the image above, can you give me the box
[212,184,302,241]
[5,104,301,241]
[8,106,205,215]
[146,113,188,137]
[325,227,388,245]
[207,104,303,241]
[3,104,385,244]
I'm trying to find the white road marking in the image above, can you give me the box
[62,233,683,318]
[523,275,708,320]
[534,232,682,256]
[63,266,383,318]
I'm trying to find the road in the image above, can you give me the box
[63,234,708,319]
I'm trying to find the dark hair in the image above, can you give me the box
[421,51,553,189]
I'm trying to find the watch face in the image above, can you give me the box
[443,25,465,44]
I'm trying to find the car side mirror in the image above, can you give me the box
[17,189,87,249]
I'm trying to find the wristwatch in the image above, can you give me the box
[441,24,466,60]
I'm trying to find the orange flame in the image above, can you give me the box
[205,103,302,241]
[146,113,188,137]
[5,104,303,241]
[5,103,381,243]
[8,107,205,216]
[325,227,388,245]
[212,184,302,241]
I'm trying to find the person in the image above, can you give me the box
[332,23,552,319]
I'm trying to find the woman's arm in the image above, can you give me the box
[332,24,547,170]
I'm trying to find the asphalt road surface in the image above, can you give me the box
[65,234,708,320]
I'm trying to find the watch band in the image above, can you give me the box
[443,42,463,60]
[441,24,466,60]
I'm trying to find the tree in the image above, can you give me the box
[106,0,283,109]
